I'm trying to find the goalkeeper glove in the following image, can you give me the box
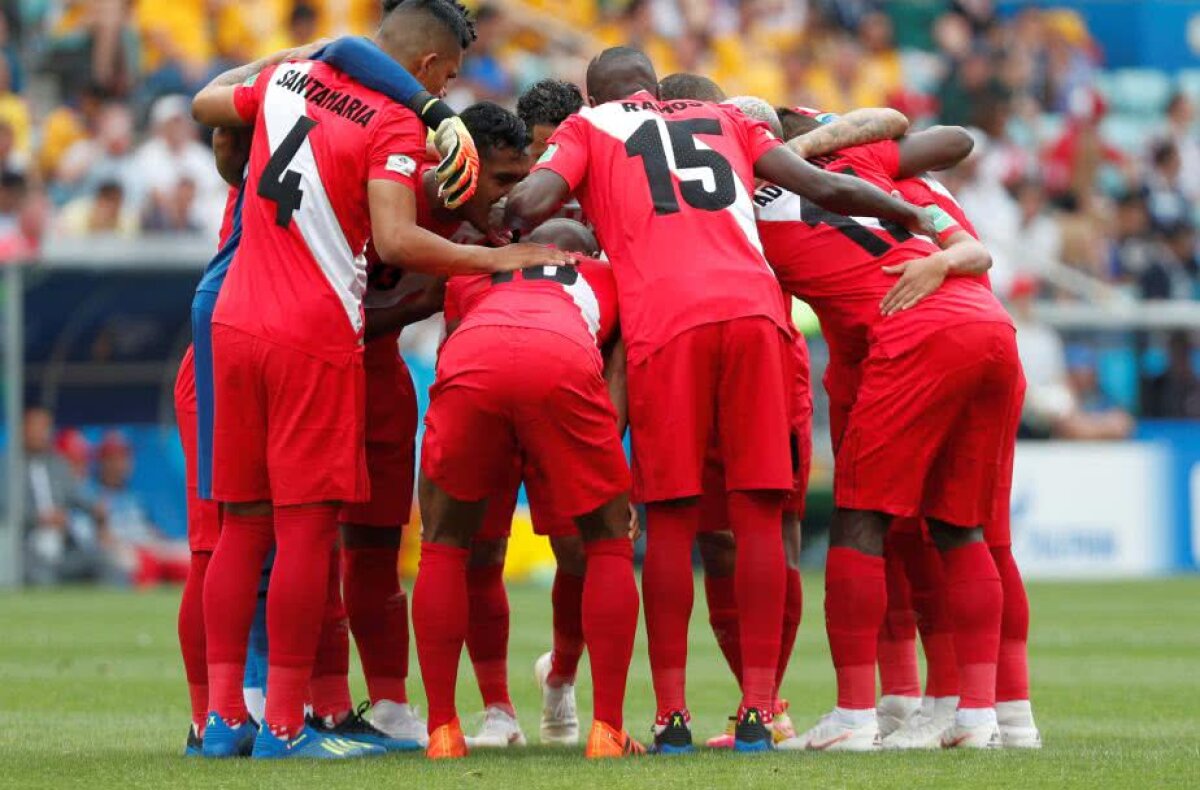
[433,116,479,211]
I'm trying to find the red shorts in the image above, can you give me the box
[339,348,418,527]
[175,361,221,552]
[210,323,368,506]
[474,457,577,542]
[422,326,629,519]
[836,322,1021,528]
[786,333,814,518]
[628,318,793,504]
[984,365,1026,547]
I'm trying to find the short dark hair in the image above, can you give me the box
[777,107,821,142]
[460,101,528,156]
[383,0,477,49]
[658,73,725,103]
[517,79,583,130]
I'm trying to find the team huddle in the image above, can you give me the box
[172,0,1040,762]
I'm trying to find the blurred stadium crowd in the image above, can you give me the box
[5,1,1200,584]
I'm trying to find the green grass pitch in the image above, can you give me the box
[1,576,1198,788]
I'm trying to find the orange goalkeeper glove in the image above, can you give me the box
[433,116,479,211]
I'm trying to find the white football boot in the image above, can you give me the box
[778,709,881,752]
[465,705,528,748]
[940,708,1002,749]
[997,700,1042,749]
[369,700,428,748]
[534,651,579,746]
[876,695,922,738]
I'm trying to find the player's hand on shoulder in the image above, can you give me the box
[288,38,335,62]
[880,253,949,316]
[893,191,939,240]
[486,242,574,272]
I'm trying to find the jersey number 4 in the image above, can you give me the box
[625,118,736,215]
[259,116,318,228]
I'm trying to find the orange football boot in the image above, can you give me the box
[426,718,468,759]
[585,721,645,759]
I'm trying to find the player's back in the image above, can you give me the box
[756,141,1008,362]
[446,256,619,361]
[214,60,426,366]
[535,92,787,363]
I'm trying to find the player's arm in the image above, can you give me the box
[503,170,572,237]
[755,147,937,238]
[894,126,974,179]
[364,277,447,341]
[212,127,251,187]
[879,229,991,316]
[788,108,909,159]
[603,335,628,438]
[370,180,571,274]
[192,40,330,127]
[315,37,478,208]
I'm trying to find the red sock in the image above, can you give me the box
[413,542,469,731]
[310,546,351,721]
[263,505,339,738]
[906,535,958,697]
[825,546,886,710]
[583,538,639,731]
[343,545,409,704]
[643,501,698,716]
[178,551,210,730]
[550,569,585,685]
[992,545,1031,702]
[728,491,786,713]
[775,567,802,698]
[203,512,274,724]
[941,542,1002,710]
[466,562,512,714]
[704,572,742,684]
[878,528,921,698]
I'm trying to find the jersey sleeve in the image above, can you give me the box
[368,105,428,191]
[532,113,590,191]
[233,65,275,124]
[869,140,902,179]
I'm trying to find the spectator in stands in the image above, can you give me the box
[134,0,213,97]
[0,120,27,175]
[1010,277,1134,440]
[132,95,225,238]
[54,101,139,205]
[58,179,140,238]
[1156,91,1200,202]
[856,11,903,102]
[43,0,140,100]
[0,171,35,261]
[1012,176,1063,273]
[1138,222,1199,301]
[1112,191,1164,285]
[88,431,189,587]
[20,407,109,586]
[1144,140,1193,234]
[1142,331,1200,419]
[458,4,513,105]
[0,58,30,161]
[1043,88,1128,204]
[806,34,888,115]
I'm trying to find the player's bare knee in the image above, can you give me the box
[226,500,272,517]
[927,518,984,553]
[341,524,401,549]
[550,536,586,576]
[469,538,508,568]
[418,473,486,549]
[830,508,888,556]
[697,531,736,578]
[575,494,630,543]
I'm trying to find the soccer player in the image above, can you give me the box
[414,215,642,760]
[190,0,567,760]
[519,79,585,162]
[505,47,935,753]
[752,127,1018,752]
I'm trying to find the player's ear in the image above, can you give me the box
[587,94,599,108]
[415,52,439,79]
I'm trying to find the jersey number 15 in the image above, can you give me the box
[625,118,737,216]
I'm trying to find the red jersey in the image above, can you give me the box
[755,142,1011,366]
[896,175,978,241]
[445,255,619,365]
[533,91,788,364]
[213,60,427,366]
